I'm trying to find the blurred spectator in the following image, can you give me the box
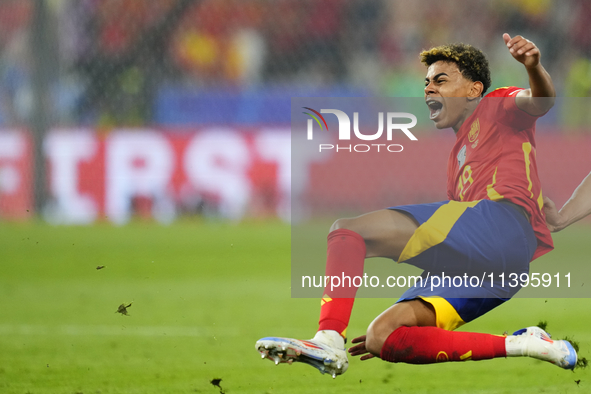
[0,0,33,126]
[562,56,591,129]
[171,0,266,86]
[0,0,590,128]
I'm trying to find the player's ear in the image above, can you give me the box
[469,81,484,98]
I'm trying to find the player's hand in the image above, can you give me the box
[348,335,376,361]
[503,33,540,68]
[543,196,564,232]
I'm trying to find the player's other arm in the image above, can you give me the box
[544,172,591,232]
[503,33,556,116]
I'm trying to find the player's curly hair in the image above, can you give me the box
[420,43,491,96]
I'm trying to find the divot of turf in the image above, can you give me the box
[210,378,225,394]
[536,321,588,370]
[560,336,588,370]
[116,302,133,316]
[536,320,548,331]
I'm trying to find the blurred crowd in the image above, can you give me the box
[0,0,590,127]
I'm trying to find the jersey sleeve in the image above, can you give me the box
[486,87,543,131]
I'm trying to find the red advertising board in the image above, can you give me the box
[0,128,589,223]
[0,131,33,220]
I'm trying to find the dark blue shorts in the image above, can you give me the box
[389,199,537,330]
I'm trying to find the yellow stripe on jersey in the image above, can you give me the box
[486,167,504,201]
[522,142,534,198]
[460,350,473,361]
[419,296,466,331]
[398,200,479,263]
[537,189,544,211]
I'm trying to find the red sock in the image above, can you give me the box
[380,326,506,363]
[318,229,366,338]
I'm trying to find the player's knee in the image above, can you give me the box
[330,217,354,233]
[365,320,405,357]
[329,217,370,236]
[364,329,385,357]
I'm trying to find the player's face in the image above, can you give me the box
[424,61,479,130]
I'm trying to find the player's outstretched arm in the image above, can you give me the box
[503,33,556,116]
[544,172,591,232]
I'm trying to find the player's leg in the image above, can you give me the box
[352,298,507,364]
[350,297,577,369]
[350,200,577,369]
[346,298,437,360]
[364,298,436,356]
[257,200,577,375]
[317,209,418,338]
[256,208,419,378]
[329,208,419,259]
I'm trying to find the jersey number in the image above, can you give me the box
[457,165,473,201]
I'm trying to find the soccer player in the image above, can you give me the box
[256,34,578,378]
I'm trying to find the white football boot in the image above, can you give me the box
[255,330,348,378]
[506,326,578,370]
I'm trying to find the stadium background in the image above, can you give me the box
[0,0,590,393]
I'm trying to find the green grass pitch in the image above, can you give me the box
[0,220,590,393]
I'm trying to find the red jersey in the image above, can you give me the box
[447,86,553,260]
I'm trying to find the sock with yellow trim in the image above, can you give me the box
[380,326,506,363]
[318,229,366,339]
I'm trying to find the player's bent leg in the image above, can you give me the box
[364,299,436,356]
[255,210,419,378]
[358,298,509,364]
[318,210,418,345]
[330,209,419,260]
[357,300,578,369]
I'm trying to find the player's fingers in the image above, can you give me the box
[510,39,530,53]
[349,348,368,357]
[516,42,536,55]
[543,196,556,209]
[542,196,560,232]
[524,47,540,56]
[503,33,511,45]
[351,335,366,344]
[360,354,376,361]
[348,341,367,350]
[348,343,366,353]
[507,35,524,47]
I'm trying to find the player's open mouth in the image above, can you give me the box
[426,99,444,120]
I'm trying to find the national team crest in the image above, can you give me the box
[468,118,480,142]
